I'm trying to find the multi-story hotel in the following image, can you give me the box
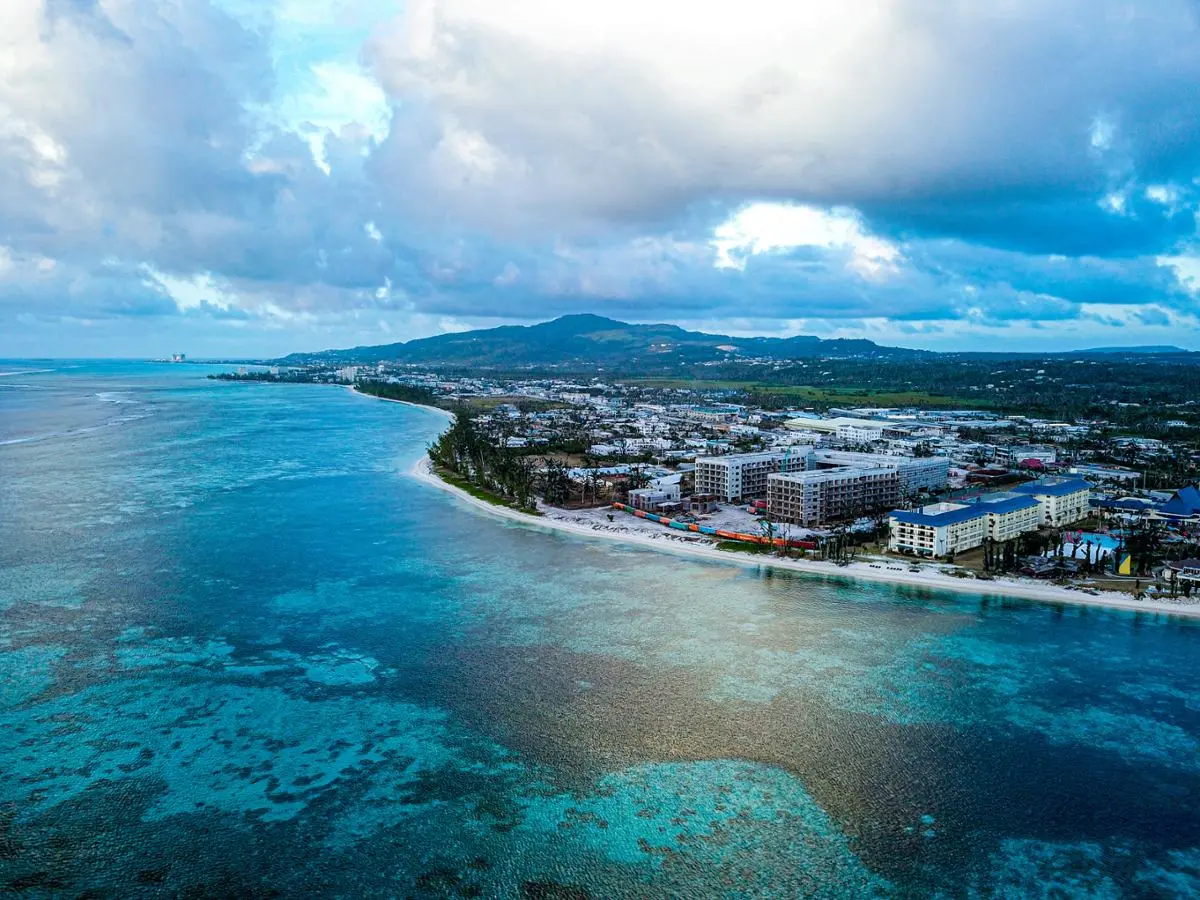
[888,502,987,558]
[888,491,1047,559]
[974,492,1043,541]
[767,467,900,527]
[693,448,813,502]
[812,450,950,495]
[1010,477,1091,526]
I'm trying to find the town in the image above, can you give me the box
[213,362,1200,604]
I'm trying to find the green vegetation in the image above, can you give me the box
[355,380,446,408]
[428,410,540,513]
[433,465,541,516]
[452,396,567,413]
[622,378,979,410]
[715,540,774,554]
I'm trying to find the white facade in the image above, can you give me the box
[628,484,681,512]
[888,503,987,558]
[973,494,1043,542]
[837,424,885,442]
[1012,478,1091,526]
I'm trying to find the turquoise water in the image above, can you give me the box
[3,363,1200,897]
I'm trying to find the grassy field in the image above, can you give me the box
[617,379,981,409]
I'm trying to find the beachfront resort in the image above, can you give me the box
[304,364,1200,606]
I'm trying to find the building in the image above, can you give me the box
[784,416,899,435]
[1165,559,1200,586]
[836,423,885,443]
[628,487,679,512]
[693,448,812,502]
[768,467,899,527]
[812,450,950,495]
[995,444,1057,466]
[1010,477,1091,526]
[970,492,1043,542]
[1157,486,1200,522]
[1068,464,1141,487]
[888,503,987,558]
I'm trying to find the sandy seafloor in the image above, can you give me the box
[3,362,1200,898]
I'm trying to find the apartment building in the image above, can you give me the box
[836,423,885,442]
[1010,477,1091,525]
[768,467,900,527]
[972,492,1043,542]
[693,449,813,502]
[813,450,950,495]
[888,503,987,558]
[994,444,1058,466]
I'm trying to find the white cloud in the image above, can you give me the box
[369,0,1200,234]
[711,203,902,279]
[142,269,236,312]
[493,262,520,286]
[1157,254,1200,295]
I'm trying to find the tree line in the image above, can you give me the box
[428,411,538,511]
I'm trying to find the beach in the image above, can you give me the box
[408,454,1200,620]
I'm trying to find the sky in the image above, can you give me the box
[3,0,1200,358]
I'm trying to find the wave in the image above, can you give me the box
[95,391,138,404]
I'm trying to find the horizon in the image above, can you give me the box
[0,307,1194,364]
[5,2,1200,357]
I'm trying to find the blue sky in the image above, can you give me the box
[3,0,1200,358]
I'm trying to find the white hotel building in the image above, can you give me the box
[1010,477,1092,526]
[888,493,1043,559]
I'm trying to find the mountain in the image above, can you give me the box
[277,314,922,368]
[1073,345,1187,355]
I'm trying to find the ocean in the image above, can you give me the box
[2,362,1200,898]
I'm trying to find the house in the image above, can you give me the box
[1165,559,1200,584]
[1068,464,1141,487]
[1157,486,1200,522]
[627,484,680,513]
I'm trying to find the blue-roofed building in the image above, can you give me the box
[1010,477,1091,526]
[889,491,1046,558]
[1158,485,1200,521]
[888,502,987,558]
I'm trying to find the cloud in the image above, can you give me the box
[369,0,1200,243]
[4,0,1200,355]
[711,203,902,278]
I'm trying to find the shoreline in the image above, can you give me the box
[348,385,1200,620]
[408,456,1200,621]
[347,384,455,421]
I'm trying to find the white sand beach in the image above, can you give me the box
[408,455,1200,620]
[350,387,1200,620]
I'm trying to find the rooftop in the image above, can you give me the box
[889,502,987,527]
[970,493,1041,515]
[1010,476,1091,497]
